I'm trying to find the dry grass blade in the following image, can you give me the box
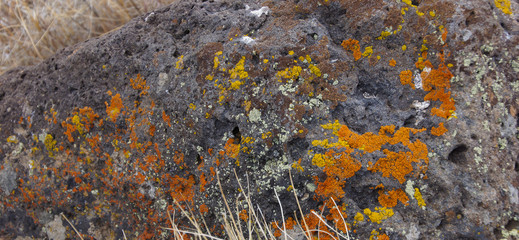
[60,212,84,240]
[330,198,350,240]
[288,169,312,240]
[0,0,176,74]
[216,170,244,239]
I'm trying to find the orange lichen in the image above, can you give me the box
[166,175,195,203]
[431,122,448,136]
[341,38,362,61]
[378,189,409,208]
[399,70,414,88]
[162,111,171,127]
[239,209,248,221]
[130,74,149,96]
[389,59,396,67]
[378,234,390,240]
[105,93,124,122]
[224,138,240,159]
[199,204,209,214]
[312,121,428,184]
[149,125,156,137]
[315,177,345,201]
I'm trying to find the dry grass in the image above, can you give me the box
[163,169,351,240]
[0,0,176,74]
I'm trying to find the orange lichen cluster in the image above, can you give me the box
[399,70,414,88]
[431,122,448,136]
[162,110,172,127]
[130,73,150,96]
[421,63,455,119]
[105,91,124,122]
[389,59,396,67]
[2,74,217,239]
[341,38,362,61]
[224,138,240,159]
[378,189,409,208]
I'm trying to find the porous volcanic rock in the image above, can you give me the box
[0,0,518,239]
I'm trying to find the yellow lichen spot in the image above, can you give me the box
[402,45,407,51]
[421,44,428,52]
[416,11,425,16]
[261,131,272,139]
[276,66,302,80]
[102,65,107,69]
[206,74,214,81]
[189,103,196,110]
[215,51,223,56]
[263,59,269,64]
[447,63,454,68]
[229,56,248,79]
[495,0,512,14]
[242,136,254,144]
[7,135,18,143]
[288,50,294,55]
[354,212,365,222]
[377,31,392,40]
[44,134,57,157]
[401,7,408,15]
[287,185,293,191]
[311,153,334,168]
[429,10,436,17]
[218,95,225,103]
[292,159,304,172]
[362,46,373,57]
[213,56,220,69]
[414,188,426,207]
[305,55,312,63]
[31,147,39,154]
[205,112,211,118]
[363,207,394,224]
[402,0,413,6]
[308,64,322,77]
[72,115,85,135]
[231,80,244,90]
[298,56,305,62]
[377,55,381,60]
[175,55,184,69]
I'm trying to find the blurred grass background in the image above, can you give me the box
[0,0,176,74]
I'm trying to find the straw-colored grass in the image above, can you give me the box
[0,0,176,74]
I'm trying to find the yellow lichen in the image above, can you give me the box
[414,188,426,207]
[7,135,18,143]
[175,55,184,69]
[44,134,57,157]
[354,212,365,222]
[495,0,512,14]
[276,66,302,80]
[362,46,373,58]
[363,207,394,224]
[308,64,322,77]
[229,56,248,79]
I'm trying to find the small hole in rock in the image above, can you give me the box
[232,126,242,144]
[448,144,468,164]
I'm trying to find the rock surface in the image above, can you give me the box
[0,0,518,239]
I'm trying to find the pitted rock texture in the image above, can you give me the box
[0,0,518,239]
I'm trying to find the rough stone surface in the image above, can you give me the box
[0,0,518,239]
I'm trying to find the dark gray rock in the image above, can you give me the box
[0,0,518,239]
